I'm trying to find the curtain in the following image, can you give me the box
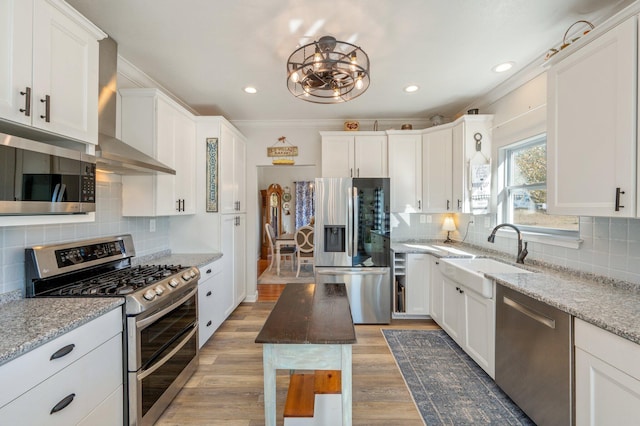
[295,181,314,229]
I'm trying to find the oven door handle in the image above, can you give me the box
[138,324,197,381]
[136,286,198,329]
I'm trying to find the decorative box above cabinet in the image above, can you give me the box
[0,0,105,145]
[320,131,388,177]
[120,88,196,217]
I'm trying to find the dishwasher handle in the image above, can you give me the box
[503,296,556,329]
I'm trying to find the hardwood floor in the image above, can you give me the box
[156,264,437,424]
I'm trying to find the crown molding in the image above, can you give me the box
[231,118,432,130]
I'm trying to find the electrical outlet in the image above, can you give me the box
[427,215,432,223]
[484,217,490,228]
[420,215,426,223]
[149,219,156,232]
[469,220,475,227]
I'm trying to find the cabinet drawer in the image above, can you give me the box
[575,318,640,381]
[199,259,223,282]
[0,334,122,425]
[0,307,122,408]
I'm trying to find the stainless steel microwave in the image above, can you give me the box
[0,134,96,215]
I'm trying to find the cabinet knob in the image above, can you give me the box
[206,290,212,297]
[50,393,75,414]
[206,269,212,274]
[50,344,75,360]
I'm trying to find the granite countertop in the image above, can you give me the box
[0,298,123,366]
[393,239,640,345]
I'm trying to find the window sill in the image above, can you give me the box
[496,228,582,249]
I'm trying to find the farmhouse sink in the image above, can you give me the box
[440,258,532,298]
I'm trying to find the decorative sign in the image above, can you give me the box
[206,138,218,212]
[267,146,298,157]
[268,136,297,165]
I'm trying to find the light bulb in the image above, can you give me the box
[313,48,322,70]
[350,53,358,72]
[333,88,340,99]
[355,76,364,90]
[290,71,299,83]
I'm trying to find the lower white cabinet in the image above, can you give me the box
[405,253,430,315]
[434,267,495,378]
[575,318,640,425]
[0,308,123,425]
[221,214,246,311]
[198,258,232,348]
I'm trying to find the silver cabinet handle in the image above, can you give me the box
[20,87,31,116]
[503,296,555,329]
[40,95,50,122]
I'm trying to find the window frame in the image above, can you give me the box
[499,133,579,239]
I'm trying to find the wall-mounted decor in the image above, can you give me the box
[206,137,218,212]
[267,136,297,165]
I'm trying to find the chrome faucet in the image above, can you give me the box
[487,223,528,264]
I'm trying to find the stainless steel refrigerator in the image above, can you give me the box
[314,177,391,324]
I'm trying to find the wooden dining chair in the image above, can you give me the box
[265,223,296,271]
[295,225,315,277]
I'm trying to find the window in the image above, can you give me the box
[501,134,578,236]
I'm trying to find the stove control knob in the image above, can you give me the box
[169,278,180,288]
[155,286,164,296]
[182,272,192,281]
[143,289,156,301]
[189,269,197,278]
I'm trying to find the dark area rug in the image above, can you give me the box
[382,329,535,425]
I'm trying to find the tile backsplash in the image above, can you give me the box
[391,212,640,285]
[0,179,170,296]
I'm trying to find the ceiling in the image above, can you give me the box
[67,0,630,122]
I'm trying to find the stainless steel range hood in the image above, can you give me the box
[96,37,175,175]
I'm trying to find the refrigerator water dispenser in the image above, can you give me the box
[324,226,345,252]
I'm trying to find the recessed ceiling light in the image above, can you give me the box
[492,62,515,73]
[244,86,257,94]
[404,85,419,93]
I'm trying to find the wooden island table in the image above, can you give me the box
[255,283,357,426]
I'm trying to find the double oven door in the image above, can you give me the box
[127,285,199,425]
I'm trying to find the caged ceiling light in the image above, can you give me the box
[286,35,370,104]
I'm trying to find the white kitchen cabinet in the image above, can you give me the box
[575,318,640,425]
[219,122,247,214]
[405,253,430,315]
[547,16,636,217]
[437,272,495,378]
[451,115,492,214]
[120,88,196,216]
[221,214,247,310]
[0,0,105,144]
[429,257,444,323]
[388,132,422,212]
[320,131,388,177]
[198,258,231,348]
[422,127,453,212]
[0,307,123,425]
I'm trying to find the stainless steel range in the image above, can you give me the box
[25,234,200,426]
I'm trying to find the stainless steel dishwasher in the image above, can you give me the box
[496,284,573,426]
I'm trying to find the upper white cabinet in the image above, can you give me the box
[0,0,105,144]
[422,127,453,212]
[388,132,423,212]
[451,115,492,214]
[120,88,196,216]
[547,16,637,217]
[320,131,388,177]
[219,122,246,214]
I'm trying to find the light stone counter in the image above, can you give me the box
[0,298,123,366]
[392,239,640,345]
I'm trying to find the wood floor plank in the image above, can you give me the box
[155,285,436,425]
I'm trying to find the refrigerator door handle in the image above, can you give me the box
[347,187,353,256]
[352,186,359,257]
